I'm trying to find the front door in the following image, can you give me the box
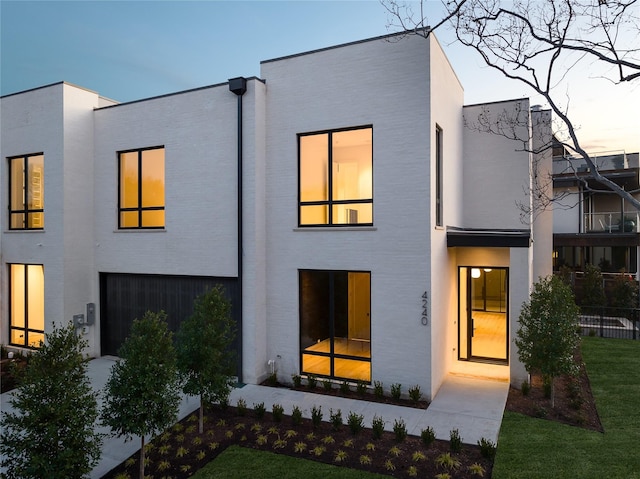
[458,267,508,363]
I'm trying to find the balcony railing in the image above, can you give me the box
[553,151,630,175]
[584,212,639,233]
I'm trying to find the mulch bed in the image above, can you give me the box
[504,348,603,432]
[101,405,494,479]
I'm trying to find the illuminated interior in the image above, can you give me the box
[459,267,508,362]
[9,154,44,229]
[300,270,371,382]
[119,147,165,228]
[10,264,45,348]
[299,127,372,225]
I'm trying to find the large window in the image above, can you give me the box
[9,264,45,348]
[118,146,165,228]
[300,270,371,382]
[8,153,44,229]
[299,126,372,226]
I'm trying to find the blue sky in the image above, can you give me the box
[1,0,638,152]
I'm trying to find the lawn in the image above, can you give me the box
[191,445,390,479]
[492,337,640,479]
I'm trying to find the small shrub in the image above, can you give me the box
[192,436,202,446]
[321,435,335,444]
[291,405,302,425]
[224,430,233,439]
[216,418,227,427]
[311,445,326,457]
[408,384,422,402]
[334,450,348,463]
[534,405,548,418]
[347,411,364,435]
[421,426,436,446]
[180,464,192,473]
[407,465,418,477]
[253,402,266,419]
[305,432,316,441]
[364,442,374,451]
[196,450,206,461]
[340,380,351,394]
[208,441,220,450]
[393,418,407,442]
[359,455,372,465]
[255,434,268,446]
[412,450,426,462]
[267,371,278,386]
[469,463,486,477]
[449,428,462,453]
[343,438,355,448]
[570,395,584,410]
[374,380,384,398]
[251,423,262,433]
[219,395,229,410]
[329,408,343,430]
[322,379,333,391]
[588,328,597,337]
[156,460,170,472]
[236,398,247,416]
[521,380,530,396]
[356,380,367,395]
[311,405,323,429]
[272,403,284,422]
[371,414,385,439]
[294,441,307,453]
[291,374,302,388]
[390,383,402,400]
[435,474,452,479]
[234,422,246,430]
[388,445,402,457]
[273,438,287,449]
[284,429,297,439]
[435,452,461,470]
[176,446,189,458]
[307,375,317,389]
[477,437,496,459]
[384,459,396,471]
[267,426,279,435]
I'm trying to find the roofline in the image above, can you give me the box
[95,76,264,110]
[261,28,431,65]
[463,97,534,109]
[1,81,101,99]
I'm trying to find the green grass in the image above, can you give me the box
[493,337,640,479]
[190,445,389,479]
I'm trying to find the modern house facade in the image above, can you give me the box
[553,150,640,278]
[0,32,551,400]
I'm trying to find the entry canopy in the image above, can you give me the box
[446,227,531,248]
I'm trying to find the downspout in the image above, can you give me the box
[229,77,247,383]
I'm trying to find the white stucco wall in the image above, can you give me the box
[261,33,458,396]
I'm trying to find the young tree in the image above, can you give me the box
[611,271,639,318]
[383,0,640,213]
[176,285,236,433]
[0,323,102,479]
[100,311,180,479]
[515,275,580,407]
[581,263,607,313]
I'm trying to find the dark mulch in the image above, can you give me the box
[504,348,603,432]
[101,405,494,479]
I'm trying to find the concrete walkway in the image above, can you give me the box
[0,358,509,479]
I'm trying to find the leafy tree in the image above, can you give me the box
[611,271,639,318]
[581,263,607,313]
[516,275,580,407]
[100,311,180,479]
[383,0,640,212]
[0,323,102,479]
[176,285,236,433]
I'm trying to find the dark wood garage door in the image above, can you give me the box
[100,273,240,373]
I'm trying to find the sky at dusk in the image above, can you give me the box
[1,0,638,153]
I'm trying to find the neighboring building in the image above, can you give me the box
[0,32,552,399]
[553,150,640,278]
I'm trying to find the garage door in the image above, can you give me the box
[100,273,240,372]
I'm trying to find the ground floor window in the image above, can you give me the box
[554,245,637,273]
[9,264,44,347]
[458,267,508,363]
[300,270,371,382]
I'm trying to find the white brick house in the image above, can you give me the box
[0,32,551,399]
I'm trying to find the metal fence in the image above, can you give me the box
[579,306,640,340]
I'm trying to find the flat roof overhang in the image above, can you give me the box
[553,168,640,190]
[447,227,531,248]
[554,233,640,247]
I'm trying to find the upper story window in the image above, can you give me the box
[118,146,165,229]
[8,153,44,230]
[299,126,372,226]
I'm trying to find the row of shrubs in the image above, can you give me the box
[289,374,425,403]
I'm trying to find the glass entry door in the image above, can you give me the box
[459,267,508,363]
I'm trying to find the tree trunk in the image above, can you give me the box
[139,435,145,479]
[550,377,555,409]
[199,394,204,434]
